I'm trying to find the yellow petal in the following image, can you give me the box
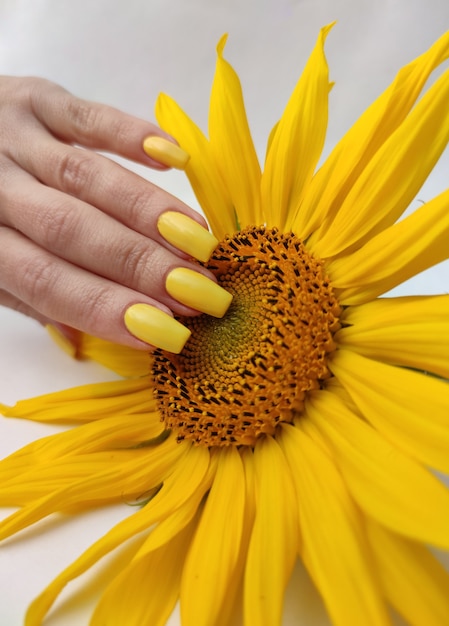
[244,436,298,626]
[299,28,449,241]
[279,423,391,626]
[77,333,151,377]
[366,520,449,626]
[261,24,333,232]
[307,387,449,549]
[209,34,262,227]
[0,377,154,423]
[0,411,162,480]
[25,443,210,626]
[311,66,449,258]
[213,448,258,626]
[0,416,163,502]
[337,295,449,379]
[91,511,198,626]
[0,435,186,539]
[265,120,279,161]
[330,348,449,474]
[181,447,245,626]
[155,92,236,239]
[0,449,156,506]
[329,187,449,304]
[139,451,217,556]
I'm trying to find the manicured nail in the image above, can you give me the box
[158,211,218,262]
[46,324,77,358]
[142,136,190,169]
[124,304,191,353]
[166,268,233,318]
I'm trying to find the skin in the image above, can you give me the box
[0,76,215,350]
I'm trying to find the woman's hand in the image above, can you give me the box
[0,76,231,353]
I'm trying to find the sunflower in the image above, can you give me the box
[2,23,449,626]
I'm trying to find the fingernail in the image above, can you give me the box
[46,324,77,358]
[166,268,233,318]
[158,211,218,262]
[142,136,190,169]
[124,304,191,353]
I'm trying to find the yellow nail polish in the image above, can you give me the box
[142,136,190,169]
[46,324,77,358]
[158,211,218,262]
[124,304,191,353]
[166,268,233,318]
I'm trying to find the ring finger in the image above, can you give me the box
[0,226,193,352]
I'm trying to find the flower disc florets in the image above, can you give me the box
[153,226,341,447]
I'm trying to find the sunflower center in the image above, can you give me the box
[152,226,341,447]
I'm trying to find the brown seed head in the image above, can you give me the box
[153,227,341,447]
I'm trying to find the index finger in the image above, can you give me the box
[27,78,180,169]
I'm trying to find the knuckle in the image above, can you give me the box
[66,97,103,137]
[115,239,159,288]
[107,116,135,146]
[75,283,115,329]
[63,95,135,148]
[37,199,82,250]
[55,149,95,196]
[122,184,158,228]
[18,253,57,306]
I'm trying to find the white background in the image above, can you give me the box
[0,1,448,624]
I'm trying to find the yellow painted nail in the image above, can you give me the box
[124,304,191,353]
[46,324,77,358]
[166,268,233,318]
[158,211,218,262]
[142,136,190,169]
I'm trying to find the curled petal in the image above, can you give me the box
[300,28,449,240]
[0,377,154,424]
[312,67,449,258]
[262,24,333,232]
[209,34,262,227]
[24,443,210,626]
[329,187,449,304]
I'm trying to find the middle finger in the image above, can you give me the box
[0,164,225,317]
[6,123,216,262]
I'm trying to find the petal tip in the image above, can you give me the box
[216,33,229,57]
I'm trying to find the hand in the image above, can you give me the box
[0,76,231,353]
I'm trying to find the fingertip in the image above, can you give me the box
[142,135,190,170]
[157,211,218,262]
[124,303,191,353]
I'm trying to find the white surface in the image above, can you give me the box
[0,1,449,624]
